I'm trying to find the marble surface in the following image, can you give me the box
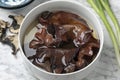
[0,0,120,80]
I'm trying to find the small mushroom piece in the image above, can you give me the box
[9,15,20,30]
[0,28,7,40]
[36,48,52,62]
[8,15,24,34]
[29,39,44,49]
[79,46,93,56]
[1,38,16,55]
[39,11,52,25]
[73,30,93,47]
[6,34,19,55]
[40,11,52,20]
[53,67,63,74]
[0,20,10,40]
[0,20,9,28]
[75,58,86,69]
[64,48,79,66]
[34,28,54,47]
[47,24,55,37]
[14,15,24,25]
[78,41,100,57]
[64,63,75,73]
[33,58,52,72]
[74,48,90,68]
[0,33,2,39]
[35,28,47,41]
[9,27,19,34]
[45,34,54,46]
[11,34,19,52]
[55,26,67,41]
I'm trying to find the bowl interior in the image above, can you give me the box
[19,0,103,75]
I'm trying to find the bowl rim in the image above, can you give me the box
[19,0,104,76]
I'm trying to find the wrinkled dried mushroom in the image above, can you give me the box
[0,20,10,28]
[0,19,9,41]
[0,15,24,55]
[9,15,24,34]
[1,38,16,54]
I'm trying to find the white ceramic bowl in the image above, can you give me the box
[19,0,104,80]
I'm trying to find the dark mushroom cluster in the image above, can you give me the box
[0,15,24,55]
[28,11,100,73]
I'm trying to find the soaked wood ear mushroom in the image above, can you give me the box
[28,11,100,74]
[64,63,75,73]
[39,11,53,25]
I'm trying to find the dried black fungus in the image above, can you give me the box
[9,15,24,34]
[0,28,7,40]
[0,20,10,28]
[9,15,20,30]
[0,20,9,40]
[1,38,16,55]
[0,15,24,55]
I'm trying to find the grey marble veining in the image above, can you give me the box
[0,0,120,80]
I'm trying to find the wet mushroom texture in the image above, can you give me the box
[28,11,100,74]
[0,15,24,55]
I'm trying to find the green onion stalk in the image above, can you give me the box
[87,0,120,67]
[100,0,120,47]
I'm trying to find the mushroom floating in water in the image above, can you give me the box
[28,11,100,73]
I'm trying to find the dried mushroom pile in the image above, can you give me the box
[0,15,24,55]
